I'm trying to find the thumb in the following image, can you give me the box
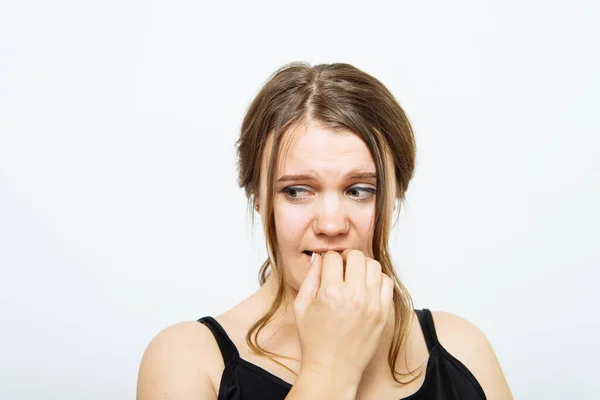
[294,252,322,314]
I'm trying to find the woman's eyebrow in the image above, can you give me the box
[276,171,377,183]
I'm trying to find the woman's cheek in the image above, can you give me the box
[287,271,303,292]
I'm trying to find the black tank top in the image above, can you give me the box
[198,309,486,399]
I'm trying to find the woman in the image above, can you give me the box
[137,62,513,399]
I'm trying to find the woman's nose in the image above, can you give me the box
[312,195,350,236]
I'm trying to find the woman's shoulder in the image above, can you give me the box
[429,310,513,399]
[136,320,222,399]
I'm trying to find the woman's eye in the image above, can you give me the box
[347,186,377,201]
[281,186,376,202]
[282,187,311,200]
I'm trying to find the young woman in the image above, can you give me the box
[137,63,514,399]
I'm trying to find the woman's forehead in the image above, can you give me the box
[263,123,376,178]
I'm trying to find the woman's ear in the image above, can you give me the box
[251,192,260,214]
[253,196,262,215]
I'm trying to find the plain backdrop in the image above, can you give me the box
[1,0,598,398]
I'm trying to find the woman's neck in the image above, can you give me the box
[254,271,299,327]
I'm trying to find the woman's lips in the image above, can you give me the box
[303,250,345,257]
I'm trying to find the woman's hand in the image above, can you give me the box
[293,249,395,387]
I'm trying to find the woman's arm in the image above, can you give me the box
[137,322,218,400]
[432,311,514,400]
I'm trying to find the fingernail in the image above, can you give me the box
[310,252,315,264]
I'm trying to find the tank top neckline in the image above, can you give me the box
[197,309,443,399]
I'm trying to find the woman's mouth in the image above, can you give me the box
[302,250,346,258]
[302,250,314,261]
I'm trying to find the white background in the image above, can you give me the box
[1,1,598,398]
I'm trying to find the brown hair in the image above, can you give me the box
[235,62,420,384]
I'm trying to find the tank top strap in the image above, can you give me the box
[415,308,440,354]
[197,316,240,364]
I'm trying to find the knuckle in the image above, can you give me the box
[324,284,340,299]
[377,310,388,325]
[348,292,365,310]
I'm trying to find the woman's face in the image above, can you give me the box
[257,121,378,292]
